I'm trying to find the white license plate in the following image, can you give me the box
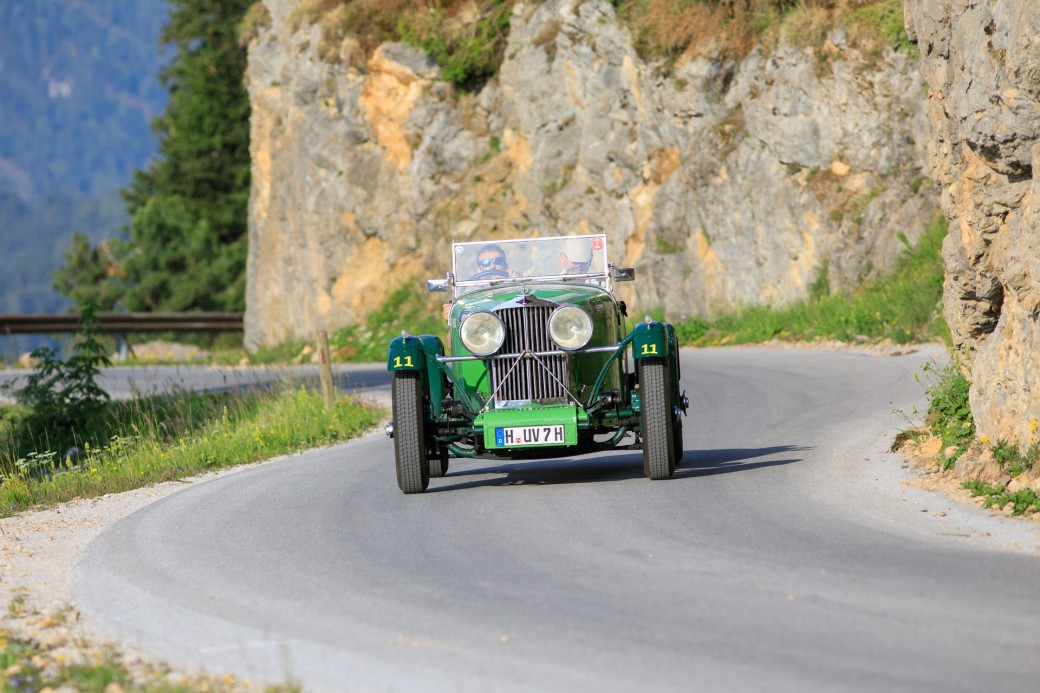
[495,424,566,447]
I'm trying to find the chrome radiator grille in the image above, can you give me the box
[490,306,568,403]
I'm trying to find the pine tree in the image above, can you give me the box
[57,0,253,312]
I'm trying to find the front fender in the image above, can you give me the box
[387,334,447,418]
[631,320,672,360]
[387,335,424,372]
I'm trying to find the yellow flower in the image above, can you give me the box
[980,436,990,443]
[1030,419,1037,433]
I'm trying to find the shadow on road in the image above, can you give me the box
[680,445,812,477]
[429,445,810,491]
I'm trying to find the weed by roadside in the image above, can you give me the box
[963,479,1040,517]
[0,385,378,517]
[920,358,974,470]
[2,305,111,458]
[895,358,1040,519]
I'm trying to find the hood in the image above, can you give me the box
[452,282,613,315]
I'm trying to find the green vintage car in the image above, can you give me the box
[385,234,686,494]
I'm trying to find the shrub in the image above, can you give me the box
[3,305,112,458]
[922,358,973,470]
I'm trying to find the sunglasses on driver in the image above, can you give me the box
[478,256,507,268]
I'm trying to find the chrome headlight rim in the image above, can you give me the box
[548,304,594,351]
[460,311,506,356]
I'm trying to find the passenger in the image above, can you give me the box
[560,237,593,275]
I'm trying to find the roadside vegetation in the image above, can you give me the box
[0,308,378,518]
[672,215,949,347]
[895,356,1040,518]
[0,629,255,693]
[0,608,298,692]
[284,0,912,91]
[329,284,444,362]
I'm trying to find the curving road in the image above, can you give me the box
[78,347,1040,692]
[0,362,391,402]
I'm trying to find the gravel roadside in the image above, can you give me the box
[0,388,394,689]
[0,461,279,688]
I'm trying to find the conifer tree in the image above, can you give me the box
[58,0,253,312]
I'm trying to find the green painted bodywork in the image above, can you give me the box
[387,278,680,459]
[387,333,447,418]
[477,404,584,449]
[448,282,624,408]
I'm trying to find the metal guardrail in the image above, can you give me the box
[0,312,243,335]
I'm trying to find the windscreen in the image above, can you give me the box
[451,235,609,289]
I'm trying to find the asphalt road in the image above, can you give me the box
[77,347,1040,692]
[0,362,392,402]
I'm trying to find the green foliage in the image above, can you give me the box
[847,0,918,55]
[673,215,950,347]
[0,385,377,514]
[397,0,514,88]
[808,258,830,301]
[2,305,113,457]
[52,234,127,311]
[922,358,974,470]
[331,283,444,361]
[58,0,254,313]
[964,480,1040,516]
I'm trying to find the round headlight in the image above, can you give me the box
[549,305,593,350]
[460,311,505,356]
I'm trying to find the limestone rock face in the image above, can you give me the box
[245,0,935,347]
[905,0,1040,449]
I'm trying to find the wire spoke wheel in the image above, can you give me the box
[392,371,430,494]
[638,358,677,480]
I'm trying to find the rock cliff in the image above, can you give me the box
[245,0,936,348]
[905,0,1040,449]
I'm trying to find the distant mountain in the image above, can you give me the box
[0,0,168,335]
[0,0,169,199]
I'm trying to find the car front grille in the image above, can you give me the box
[490,306,568,403]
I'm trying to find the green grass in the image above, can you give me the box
[330,283,444,362]
[673,215,949,347]
[0,385,379,516]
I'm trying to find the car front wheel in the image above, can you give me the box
[392,371,430,494]
[638,358,677,480]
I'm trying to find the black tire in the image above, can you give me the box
[638,358,676,480]
[392,371,429,494]
[428,449,450,478]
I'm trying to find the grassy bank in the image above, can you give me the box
[0,385,378,517]
[673,216,949,347]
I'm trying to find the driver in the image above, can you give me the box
[472,244,519,279]
[560,237,593,275]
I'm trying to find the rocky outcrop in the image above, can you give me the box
[245,0,936,347]
[905,0,1040,449]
